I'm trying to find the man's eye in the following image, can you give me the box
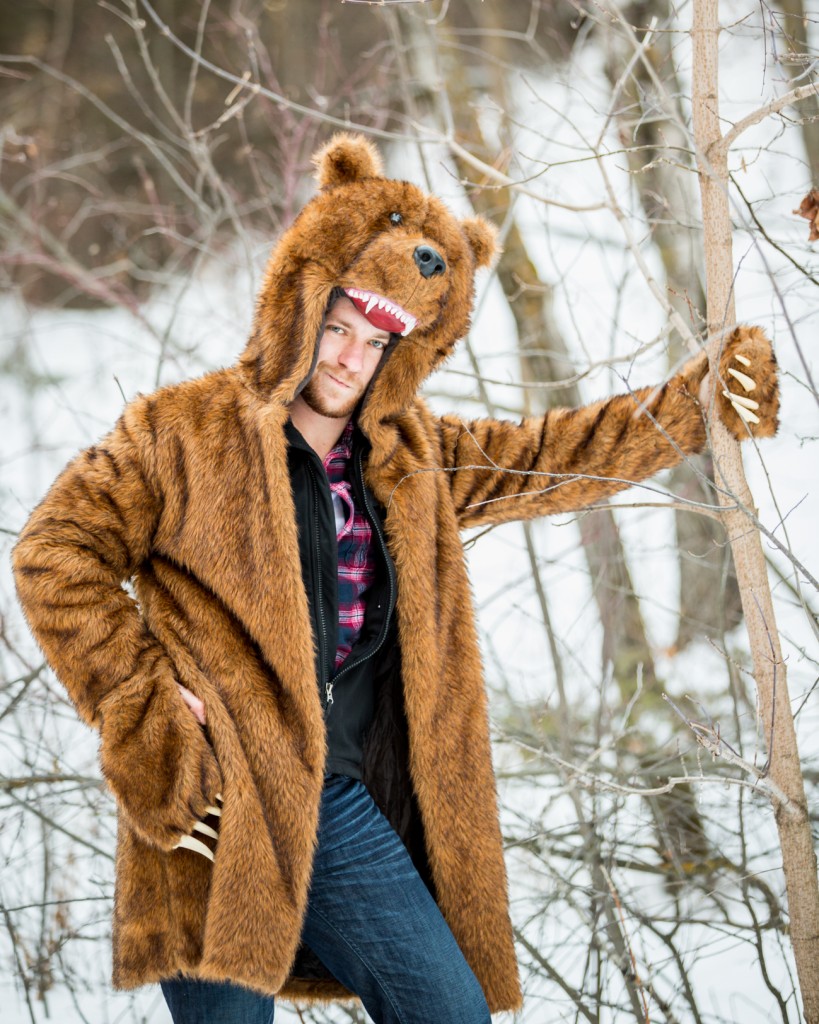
[371,339,387,349]
[389,212,403,226]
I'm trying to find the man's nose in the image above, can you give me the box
[338,340,364,372]
[414,245,446,279]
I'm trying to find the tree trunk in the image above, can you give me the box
[774,0,819,177]
[691,2,819,1019]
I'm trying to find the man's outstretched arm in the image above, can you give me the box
[12,397,222,852]
[435,326,779,530]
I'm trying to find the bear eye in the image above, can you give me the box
[389,212,403,226]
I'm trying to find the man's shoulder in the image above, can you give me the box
[110,367,270,461]
[391,396,442,442]
[126,367,248,436]
[365,396,447,467]
[392,395,435,426]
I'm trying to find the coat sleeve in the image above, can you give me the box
[11,396,222,852]
[436,324,779,530]
[435,354,712,530]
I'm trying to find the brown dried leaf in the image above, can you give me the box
[793,189,819,242]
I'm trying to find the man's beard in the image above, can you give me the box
[300,363,363,419]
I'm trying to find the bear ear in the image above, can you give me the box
[460,216,500,269]
[313,133,384,188]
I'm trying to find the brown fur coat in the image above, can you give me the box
[12,135,779,1014]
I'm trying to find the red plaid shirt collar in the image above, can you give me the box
[325,420,354,468]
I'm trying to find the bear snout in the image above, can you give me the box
[414,245,446,279]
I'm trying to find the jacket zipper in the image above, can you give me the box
[307,465,331,708]
[327,448,397,695]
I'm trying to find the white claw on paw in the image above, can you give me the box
[216,793,223,802]
[722,389,759,411]
[728,367,756,392]
[193,821,219,841]
[205,804,222,817]
[734,353,752,367]
[174,834,215,861]
[731,401,760,425]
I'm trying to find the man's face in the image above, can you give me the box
[300,296,391,419]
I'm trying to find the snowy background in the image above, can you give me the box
[1,1,817,1021]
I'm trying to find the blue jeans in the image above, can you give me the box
[161,774,491,1024]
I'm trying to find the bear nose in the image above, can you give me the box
[413,245,446,279]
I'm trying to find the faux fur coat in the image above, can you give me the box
[12,135,779,1014]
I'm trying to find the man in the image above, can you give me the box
[164,288,493,1023]
[12,134,779,1024]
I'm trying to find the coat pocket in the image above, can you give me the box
[97,676,224,852]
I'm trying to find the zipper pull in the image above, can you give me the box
[325,681,334,708]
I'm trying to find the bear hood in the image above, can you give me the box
[238,134,498,437]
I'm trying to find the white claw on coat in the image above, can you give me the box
[205,804,222,817]
[193,821,220,840]
[727,367,756,392]
[734,353,752,367]
[722,389,759,411]
[731,401,761,425]
[174,834,215,861]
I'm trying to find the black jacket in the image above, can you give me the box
[285,419,397,778]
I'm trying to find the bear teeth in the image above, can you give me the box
[344,287,418,335]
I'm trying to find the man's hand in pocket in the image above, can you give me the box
[176,683,207,726]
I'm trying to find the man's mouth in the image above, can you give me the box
[343,288,418,336]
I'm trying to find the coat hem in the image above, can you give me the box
[112,967,360,1006]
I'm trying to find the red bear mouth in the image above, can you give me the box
[343,288,418,336]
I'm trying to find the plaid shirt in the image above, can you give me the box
[323,422,376,669]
